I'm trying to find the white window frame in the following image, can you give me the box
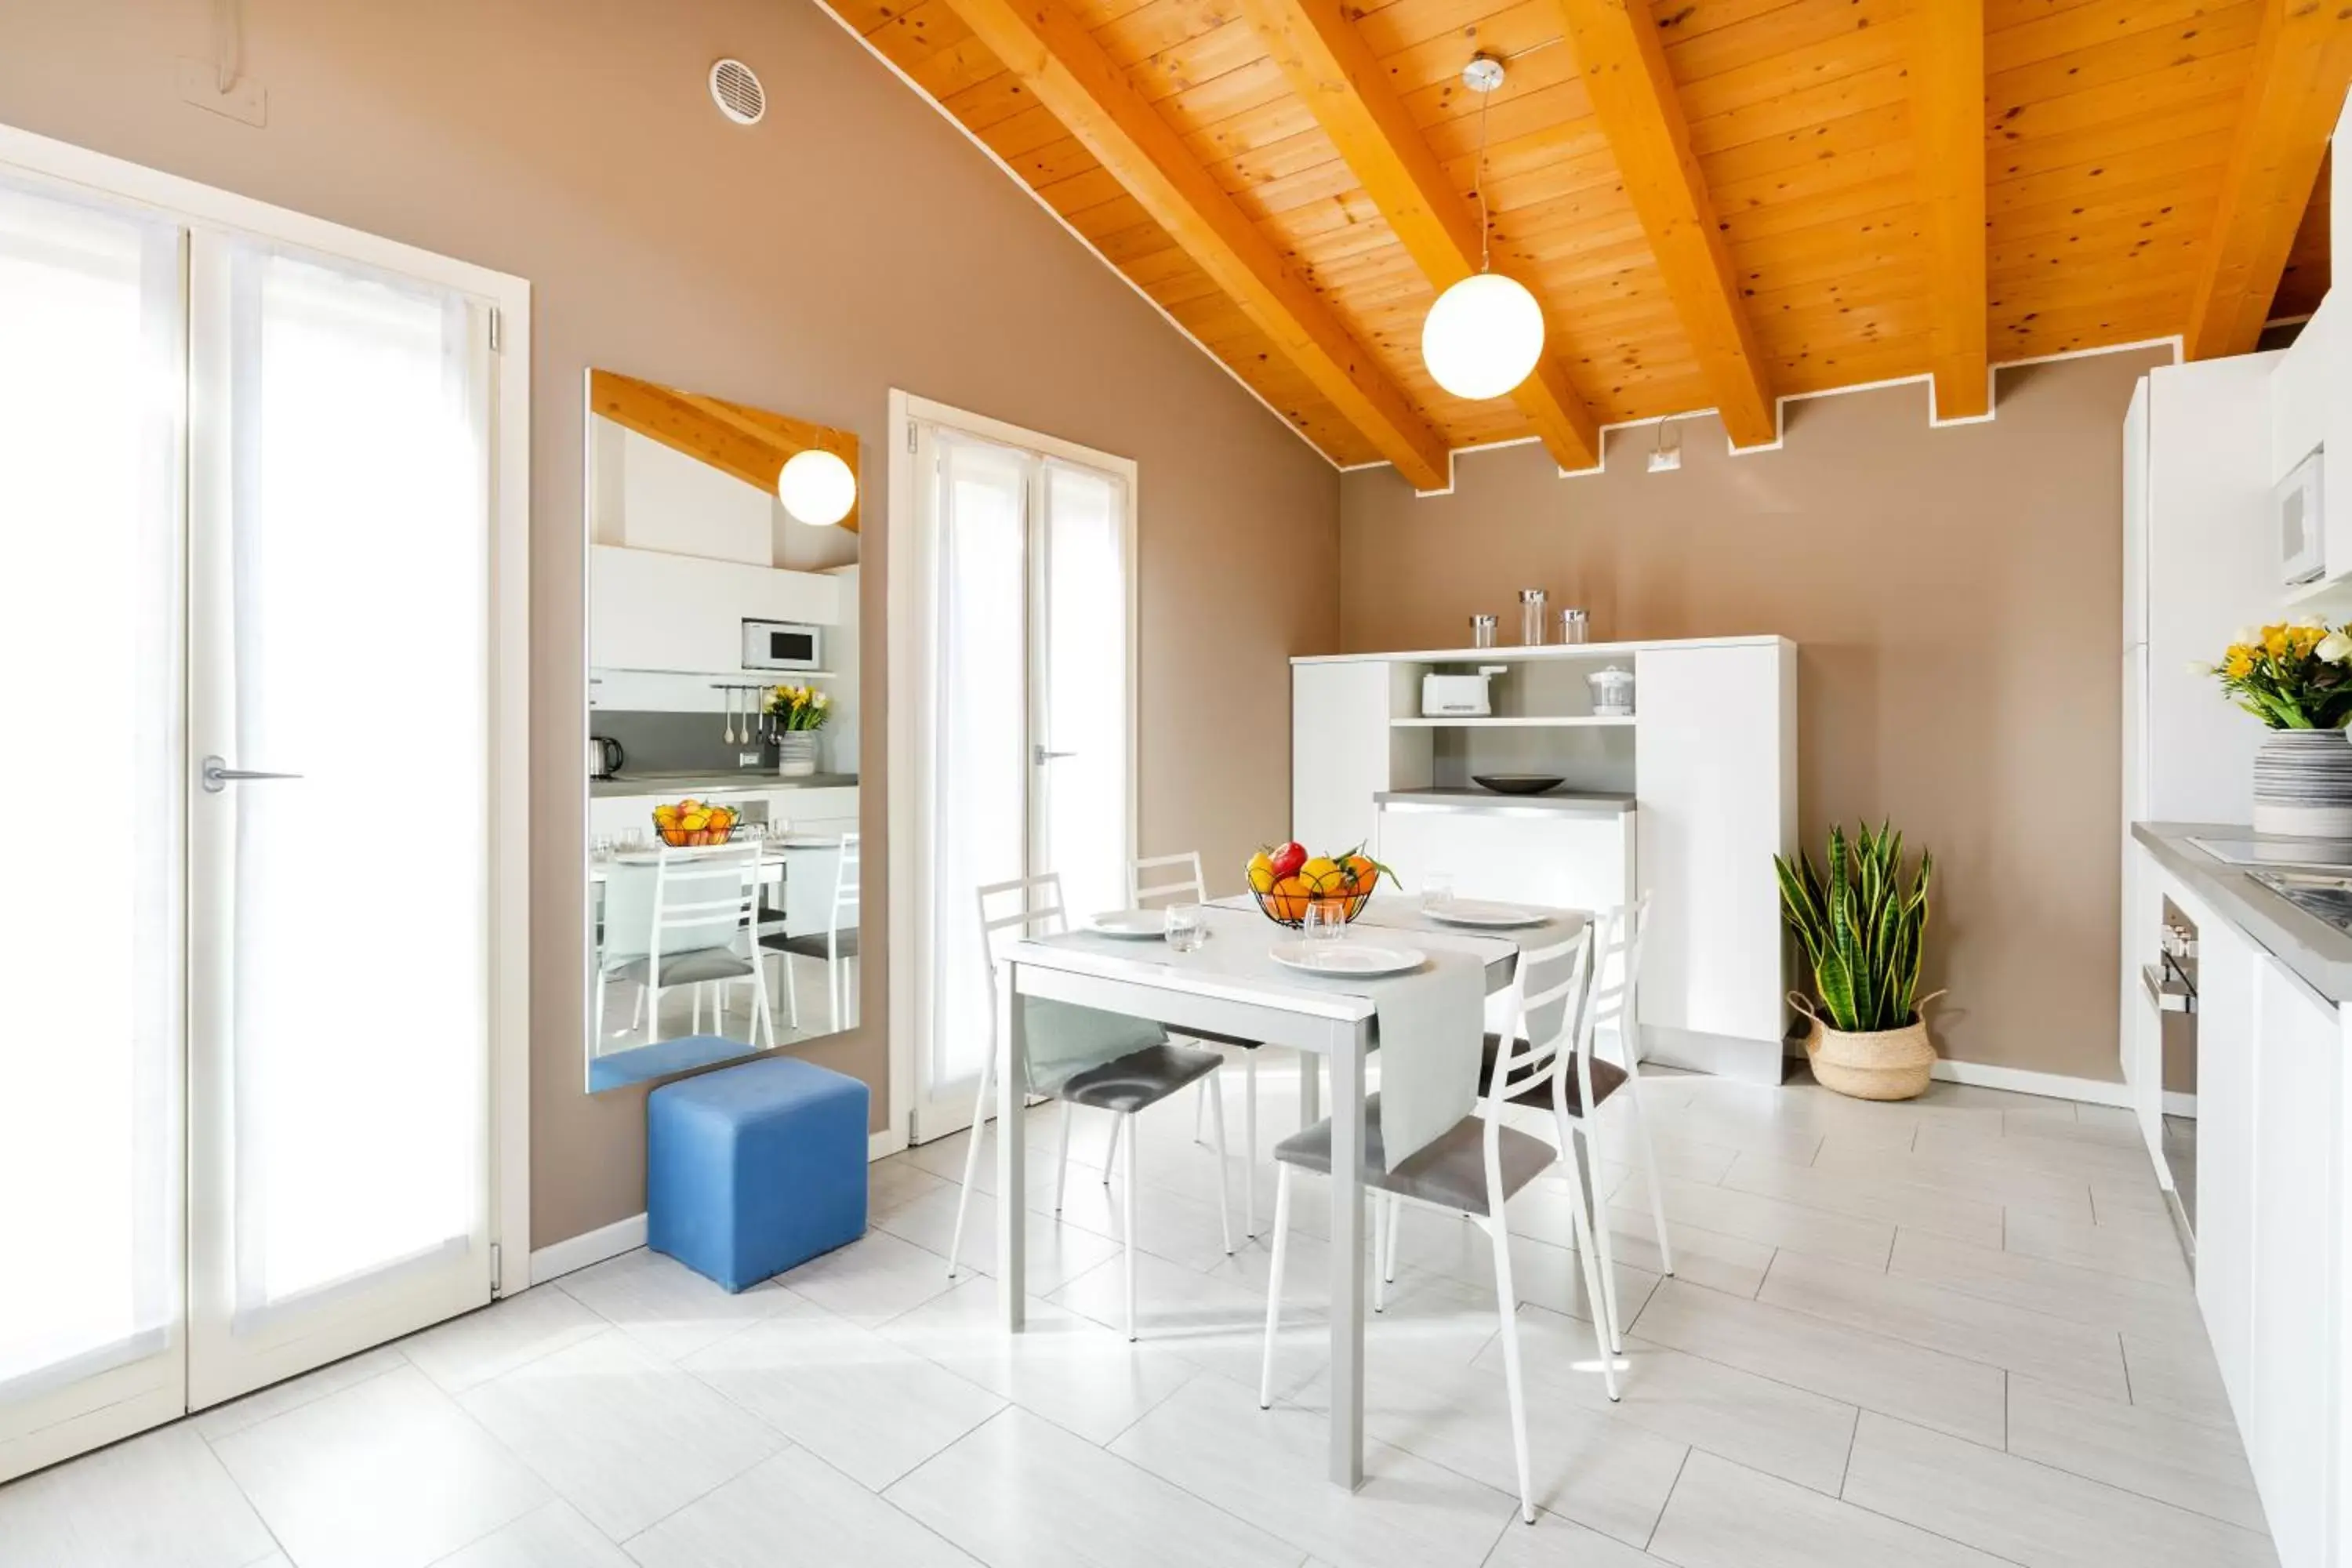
[885,391,1141,1144]
[0,122,535,1286]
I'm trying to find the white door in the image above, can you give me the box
[184,235,499,1406]
[900,415,1135,1142]
[0,177,190,1483]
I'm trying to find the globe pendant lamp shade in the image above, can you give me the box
[1421,271,1544,401]
[777,447,857,526]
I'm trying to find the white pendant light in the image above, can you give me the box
[1421,53,1544,401]
[778,447,856,527]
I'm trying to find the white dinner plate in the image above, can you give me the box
[1424,901,1548,929]
[1269,941,1425,978]
[1087,910,1167,938]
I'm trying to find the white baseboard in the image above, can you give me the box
[1929,1058,2133,1108]
[524,1127,906,1289]
[525,1212,646,1287]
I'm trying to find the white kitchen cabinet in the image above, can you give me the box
[1374,800,1635,917]
[2249,954,2343,1568]
[590,543,843,675]
[2196,902,2259,1428]
[1290,659,1424,854]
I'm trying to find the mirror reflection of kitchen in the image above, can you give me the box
[583,368,862,1093]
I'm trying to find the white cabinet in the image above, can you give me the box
[590,543,843,675]
[2249,955,2343,1568]
[1374,802,1635,917]
[2196,906,2259,1425]
[1632,641,1797,1051]
[1290,659,1422,853]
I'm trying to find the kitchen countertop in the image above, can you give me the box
[1376,788,1635,815]
[591,771,858,798]
[2134,821,2352,1004]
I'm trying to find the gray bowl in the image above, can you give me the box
[1472,774,1566,796]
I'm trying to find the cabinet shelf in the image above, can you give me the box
[1390,714,1634,728]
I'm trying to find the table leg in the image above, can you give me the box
[1324,1021,1365,1489]
[998,964,1027,1331]
[1298,1046,1321,1127]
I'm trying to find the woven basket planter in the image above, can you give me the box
[1793,992,1942,1102]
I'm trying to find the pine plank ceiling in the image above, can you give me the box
[828,0,2350,477]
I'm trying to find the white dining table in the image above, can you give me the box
[997,898,1562,1489]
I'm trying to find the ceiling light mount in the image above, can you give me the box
[1461,53,1506,94]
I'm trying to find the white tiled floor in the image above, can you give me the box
[0,1061,2280,1567]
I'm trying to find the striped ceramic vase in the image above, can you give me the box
[2252,728,2352,837]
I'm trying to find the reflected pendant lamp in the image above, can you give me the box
[778,447,857,527]
[1421,54,1544,401]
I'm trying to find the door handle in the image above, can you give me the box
[1032,745,1077,764]
[201,755,305,793]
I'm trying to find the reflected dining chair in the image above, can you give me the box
[1126,851,1272,1236]
[947,871,1234,1340]
[597,841,775,1051]
[1471,892,1671,1351]
[759,832,860,1036]
[1259,924,1613,1525]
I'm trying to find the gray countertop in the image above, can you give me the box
[1377,788,1635,815]
[591,771,858,798]
[2133,822,2352,1003]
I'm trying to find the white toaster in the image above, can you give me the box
[1421,670,1501,717]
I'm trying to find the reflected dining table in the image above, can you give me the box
[995,897,1587,1488]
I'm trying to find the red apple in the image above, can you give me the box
[1269,840,1308,880]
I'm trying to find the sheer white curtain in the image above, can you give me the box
[0,181,183,1397]
[221,244,488,1325]
[930,434,1030,1093]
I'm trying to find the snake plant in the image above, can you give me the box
[1773,822,1933,1033]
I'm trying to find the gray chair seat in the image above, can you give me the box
[610,947,755,986]
[1479,1033,1628,1116]
[1272,1091,1557,1217]
[1174,1026,1261,1051]
[760,927,861,962]
[1059,1042,1222,1116]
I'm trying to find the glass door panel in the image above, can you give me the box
[187,237,494,1406]
[0,179,187,1483]
[1037,460,1131,927]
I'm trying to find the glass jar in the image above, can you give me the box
[1470,614,1497,648]
[1588,664,1635,716]
[1518,587,1548,646]
[1558,608,1589,644]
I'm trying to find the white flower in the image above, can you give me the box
[2318,633,2352,664]
[2291,615,2330,631]
[2232,626,2261,646]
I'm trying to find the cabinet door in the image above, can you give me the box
[2249,955,2342,1568]
[2195,909,2258,1426]
[1292,662,1399,854]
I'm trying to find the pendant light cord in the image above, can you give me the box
[1475,73,1494,274]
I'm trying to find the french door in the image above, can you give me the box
[0,149,524,1482]
[894,405,1136,1143]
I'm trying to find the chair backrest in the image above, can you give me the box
[1486,924,1595,1113]
[605,842,762,976]
[826,833,862,957]
[1128,851,1206,909]
[1588,890,1653,1042]
[975,872,1068,1018]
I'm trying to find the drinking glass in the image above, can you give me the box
[1423,873,1456,915]
[1302,899,1346,948]
[1166,903,1207,953]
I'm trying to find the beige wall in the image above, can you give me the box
[1341,349,2172,1083]
[0,0,1338,1247]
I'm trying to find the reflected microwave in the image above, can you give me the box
[2281,448,2326,586]
[742,619,822,672]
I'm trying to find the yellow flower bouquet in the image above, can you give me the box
[2209,621,2352,729]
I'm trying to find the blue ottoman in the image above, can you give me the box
[647,1054,869,1292]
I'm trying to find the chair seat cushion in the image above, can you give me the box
[1272,1092,1557,1216]
[647,1054,869,1291]
[611,947,754,986]
[1479,1033,1627,1116]
[1059,1042,1222,1115]
[761,927,861,961]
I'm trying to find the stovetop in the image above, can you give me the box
[2249,869,2352,937]
[2190,835,2352,869]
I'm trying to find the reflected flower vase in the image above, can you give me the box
[776,731,820,779]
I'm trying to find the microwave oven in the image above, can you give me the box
[2280,448,2326,586]
[742,619,823,672]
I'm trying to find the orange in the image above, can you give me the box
[1268,874,1310,922]
[1342,853,1378,893]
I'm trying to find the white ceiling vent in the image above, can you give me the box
[709,59,766,125]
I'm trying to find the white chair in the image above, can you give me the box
[760,832,860,1036]
[947,872,1234,1341]
[1126,851,1272,1237]
[1259,924,1613,1525]
[1474,893,1671,1350]
[595,842,775,1051]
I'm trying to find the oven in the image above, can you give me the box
[2142,900,2198,1243]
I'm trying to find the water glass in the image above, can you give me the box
[1302,899,1347,947]
[1166,903,1207,953]
[1423,873,1456,914]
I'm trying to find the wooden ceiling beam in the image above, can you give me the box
[936,0,1454,488]
[1242,0,1601,470]
[1552,0,1778,448]
[1914,0,1989,419]
[2184,0,2352,360]
[589,370,862,532]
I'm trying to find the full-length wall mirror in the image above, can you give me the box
[583,368,863,1092]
